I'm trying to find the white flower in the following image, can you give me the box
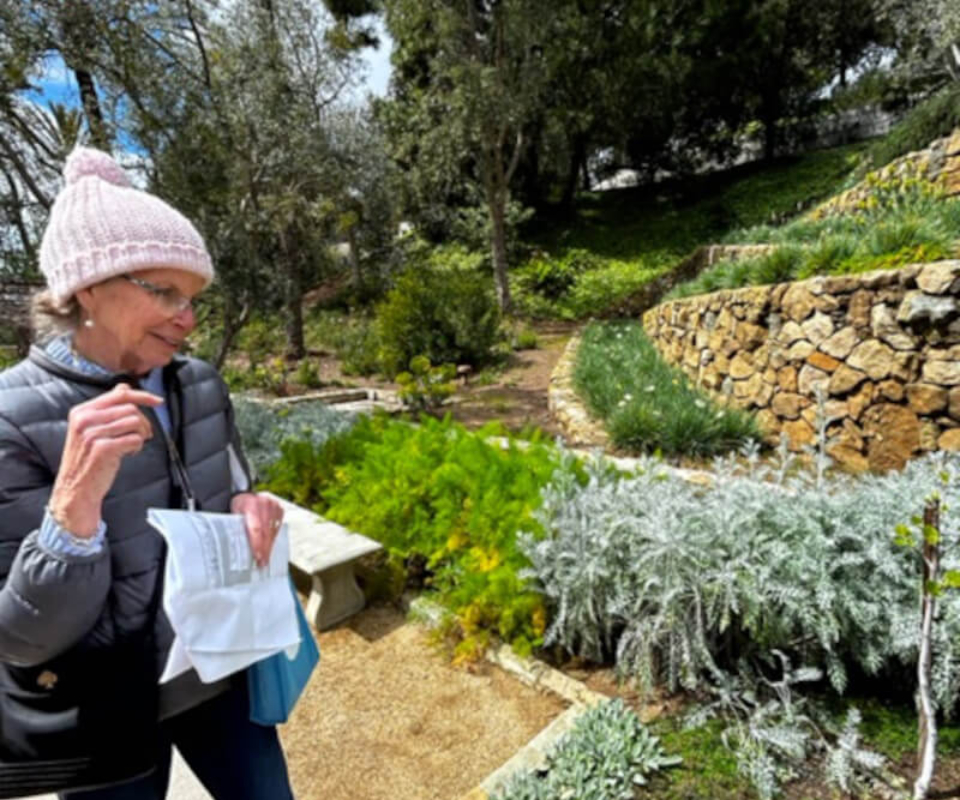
[695,399,706,409]
[624,393,633,401]
[645,385,656,393]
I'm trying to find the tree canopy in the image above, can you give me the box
[0,0,949,336]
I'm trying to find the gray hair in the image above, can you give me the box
[30,289,80,342]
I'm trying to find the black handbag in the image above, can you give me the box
[0,638,161,798]
[0,636,161,799]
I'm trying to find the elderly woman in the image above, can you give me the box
[0,147,295,799]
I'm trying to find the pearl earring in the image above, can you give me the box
[83,319,94,329]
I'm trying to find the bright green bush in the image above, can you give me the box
[396,355,456,410]
[261,413,581,657]
[376,267,501,377]
[513,248,604,300]
[574,321,760,457]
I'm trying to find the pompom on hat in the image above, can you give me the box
[39,147,214,302]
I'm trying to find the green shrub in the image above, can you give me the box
[235,316,286,363]
[223,356,289,395]
[865,216,947,257]
[795,233,859,280]
[513,248,603,300]
[751,245,803,284]
[337,320,382,376]
[574,321,760,457]
[563,259,669,318]
[376,267,501,377]
[293,358,323,388]
[305,311,381,376]
[396,356,456,410]
[261,414,581,657]
[509,326,539,351]
[671,195,960,298]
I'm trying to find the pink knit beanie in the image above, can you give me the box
[39,147,215,302]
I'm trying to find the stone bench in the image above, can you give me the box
[264,492,382,630]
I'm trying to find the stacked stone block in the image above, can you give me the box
[643,261,960,471]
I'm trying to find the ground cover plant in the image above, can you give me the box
[864,82,960,173]
[232,397,357,479]
[491,699,681,800]
[260,412,585,658]
[512,143,864,319]
[669,163,960,300]
[519,445,960,797]
[573,320,760,456]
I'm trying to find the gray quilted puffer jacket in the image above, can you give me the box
[0,346,249,684]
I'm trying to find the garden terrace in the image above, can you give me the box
[644,260,960,471]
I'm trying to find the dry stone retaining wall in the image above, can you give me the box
[643,260,960,472]
[812,128,960,219]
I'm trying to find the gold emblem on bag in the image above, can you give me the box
[37,670,58,690]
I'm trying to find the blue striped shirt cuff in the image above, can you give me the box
[39,509,107,557]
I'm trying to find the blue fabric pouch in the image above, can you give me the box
[247,581,320,726]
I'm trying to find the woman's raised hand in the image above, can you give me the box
[49,383,163,537]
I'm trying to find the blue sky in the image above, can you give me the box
[22,24,393,111]
[362,17,393,98]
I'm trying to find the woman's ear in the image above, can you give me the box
[74,286,95,315]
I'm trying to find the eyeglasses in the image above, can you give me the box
[121,274,193,314]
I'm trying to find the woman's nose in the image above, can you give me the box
[171,305,196,331]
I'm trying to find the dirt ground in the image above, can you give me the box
[309,321,576,439]
[441,322,575,438]
[280,605,566,800]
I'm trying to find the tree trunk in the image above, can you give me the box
[1,168,35,260]
[347,226,362,291]
[285,275,305,360]
[561,132,588,212]
[214,300,250,370]
[488,189,513,316]
[74,68,110,150]
[761,102,778,162]
[279,229,305,360]
[914,501,941,800]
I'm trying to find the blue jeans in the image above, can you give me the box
[59,686,295,800]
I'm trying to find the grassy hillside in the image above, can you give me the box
[513,143,866,319]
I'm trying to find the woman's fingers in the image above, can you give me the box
[90,383,164,410]
[233,494,284,567]
[82,408,153,444]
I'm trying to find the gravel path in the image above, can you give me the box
[282,605,566,800]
